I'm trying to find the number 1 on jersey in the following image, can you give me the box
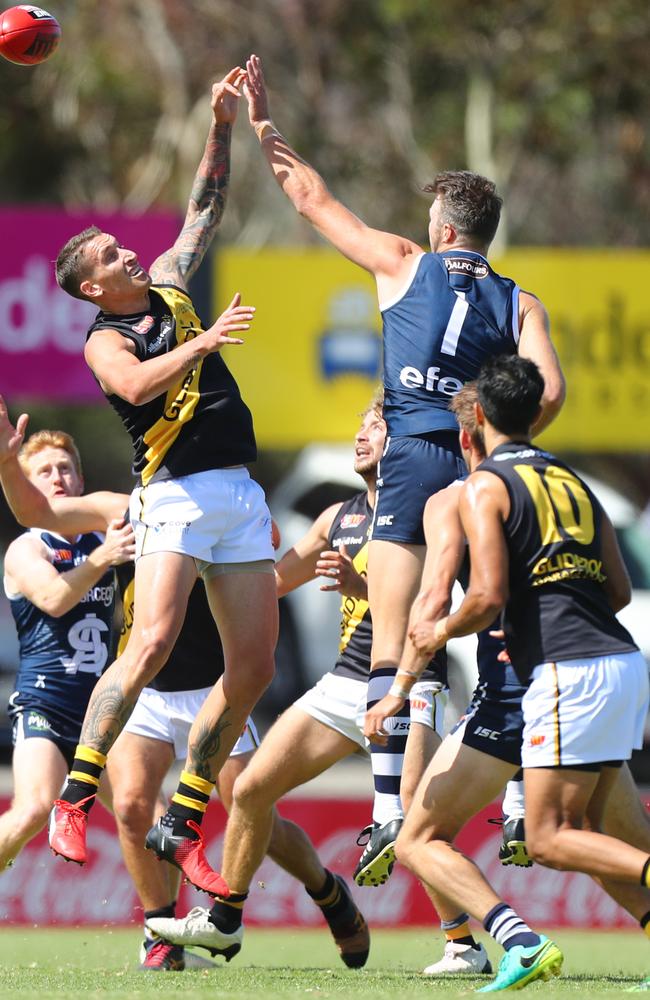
[440,292,469,357]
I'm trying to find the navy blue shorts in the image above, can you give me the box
[372,431,466,545]
[9,694,80,769]
[452,681,525,767]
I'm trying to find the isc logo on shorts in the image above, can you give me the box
[376,515,394,527]
[474,726,500,740]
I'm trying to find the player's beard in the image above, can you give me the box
[355,459,378,481]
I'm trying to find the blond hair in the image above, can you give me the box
[449,383,485,456]
[19,430,83,477]
[360,385,384,420]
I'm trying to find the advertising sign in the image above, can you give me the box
[218,248,650,451]
[0,796,634,929]
[0,209,179,402]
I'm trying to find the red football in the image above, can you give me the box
[0,5,60,65]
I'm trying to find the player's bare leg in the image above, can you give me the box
[367,540,425,673]
[188,569,277,781]
[108,732,177,912]
[147,707,370,967]
[401,720,441,811]
[222,708,356,891]
[588,763,650,923]
[396,732,562,987]
[0,739,68,870]
[144,570,277,897]
[524,765,650,882]
[396,730,517,920]
[48,552,197,866]
[397,723,492,975]
[83,553,198,753]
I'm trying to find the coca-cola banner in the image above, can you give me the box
[0,208,179,402]
[0,796,634,928]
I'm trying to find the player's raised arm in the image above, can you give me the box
[517,292,566,435]
[0,396,128,533]
[149,67,246,290]
[244,54,420,283]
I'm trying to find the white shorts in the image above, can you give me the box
[130,467,275,566]
[293,671,447,749]
[123,686,260,761]
[521,650,649,768]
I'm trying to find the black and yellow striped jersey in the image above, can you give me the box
[86,285,256,485]
[329,492,446,685]
[478,442,637,682]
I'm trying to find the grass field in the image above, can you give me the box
[0,927,647,998]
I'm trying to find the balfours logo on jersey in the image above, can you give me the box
[443,257,489,279]
[399,365,464,396]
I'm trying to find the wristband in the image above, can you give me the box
[396,668,419,680]
[388,682,411,700]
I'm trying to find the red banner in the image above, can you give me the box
[0,796,635,928]
[0,209,179,402]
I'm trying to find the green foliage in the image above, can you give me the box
[0,0,647,244]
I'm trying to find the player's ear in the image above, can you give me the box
[441,221,456,246]
[79,278,102,301]
[474,401,485,427]
[459,428,472,452]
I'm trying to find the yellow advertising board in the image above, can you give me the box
[217,248,650,451]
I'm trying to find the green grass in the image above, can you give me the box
[0,927,647,998]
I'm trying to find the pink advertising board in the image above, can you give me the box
[0,208,179,402]
[0,796,637,929]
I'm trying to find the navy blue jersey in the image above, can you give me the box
[6,530,116,733]
[382,250,519,436]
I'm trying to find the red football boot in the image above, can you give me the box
[145,818,229,898]
[48,795,95,865]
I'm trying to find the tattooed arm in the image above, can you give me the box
[149,67,246,291]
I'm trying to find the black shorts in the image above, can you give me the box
[452,682,525,767]
[9,695,79,769]
[372,431,466,545]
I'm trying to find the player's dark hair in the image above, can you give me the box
[477,355,544,436]
[55,226,102,300]
[424,171,502,246]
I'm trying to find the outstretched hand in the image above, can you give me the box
[211,66,246,125]
[202,292,255,353]
[244,53,271,126]
[0,395,28,465]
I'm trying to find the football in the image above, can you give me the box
[0,5,60,65]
